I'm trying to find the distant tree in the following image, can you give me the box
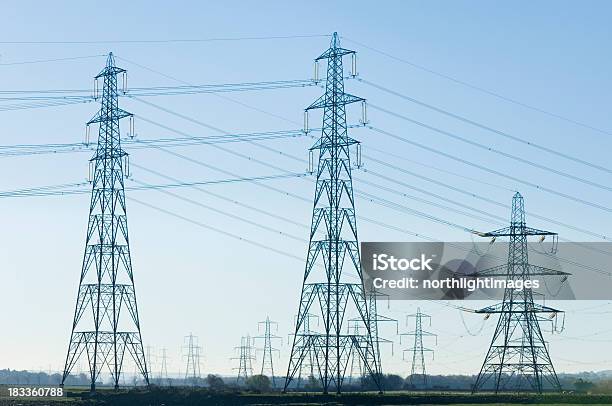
[205,374,226,391]
[383,374,405,391]
[359,373,405,391]
[360,373,382,390]
[594,379,612,394]
[247,375,271,392]
[574,378,595,393]
[304,375,321,390]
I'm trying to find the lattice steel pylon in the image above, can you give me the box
[254,317,281,387]
[233,335,255,384]
[347,324,363,383]
[472,192,566,393]
[400,308,436,388]
[159,348,170,386]
[291,313,318,389]
[60,53,148,392]
[183,333,202,386]
[284,32,382,394]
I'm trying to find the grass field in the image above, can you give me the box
[1,387,612,406]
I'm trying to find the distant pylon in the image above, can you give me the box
[254,317,282,387]
[400,308,436,388]
[159,348,170,386]
[145,345,155,381]
[348,324,363,383]
[472,192,566,393]
[284,31,382,395]
[233,335,255,384]
[60,52,148,392]
[183,334,202,386]
[291,313,318,389]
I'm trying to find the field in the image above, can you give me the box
[1,387,612,406]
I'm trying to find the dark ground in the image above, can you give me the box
[1,387,612,406]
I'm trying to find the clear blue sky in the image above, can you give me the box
[0,0,610,379]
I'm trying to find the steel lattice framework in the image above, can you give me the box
[293,313,318,388]
[184,333,202,386]
[284,32,382,394]
[233,335,255,384]
[254,317,281,387]
[472,192,566,393]
[61,53,149,391]
[400,308,436,388]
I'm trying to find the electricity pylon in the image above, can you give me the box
[183,334,202,386]
[159,348,170,386]
[349,291,397,385]
[400,308,436,388]
[290,313,318,389]
[233,335,255,384]
[60,53,148,392]
[347,324,363,384]
[254,317,282,387]
[284,32,382,394]
[472,192,566,393]
[145,345,155,381]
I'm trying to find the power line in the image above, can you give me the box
[116,55,309,127]
[359,77,612,175]
[23,52,604,280]
[0,79,317,102]
[129,196,305,263]
[365,142,516,193]
[130,176,305,243]
[0,54,106,66]
[133,163,307,230]
[0,173,304,198]
[128,105,612,275]
[369,125,612,213]
[371,104,612,193]
[359,167,612,261]
[0,128,308,157]
[123,64,608,245]
[343,36,612,137]
[363,152,609,241]
[0,34,329,45]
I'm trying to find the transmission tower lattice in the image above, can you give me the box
[233,335,255,384]
[284,32,382,394]
[145,345,155,381]
[347,324,363,383]
[254,317,281,387]
[290,313,318,389]
[159,348,170,386]
[183,333,202,386]
[400,308,436,388]
[472,192,566,393]
[60,53,148,391]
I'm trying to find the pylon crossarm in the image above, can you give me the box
[309,135,360,150]
[476,225,558,237]
[315,47,355,61]
[528,264,571,277]
[87,108,132,125]
[469,264,569,277]
[306,92,364,111]
[475,302,562,314]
